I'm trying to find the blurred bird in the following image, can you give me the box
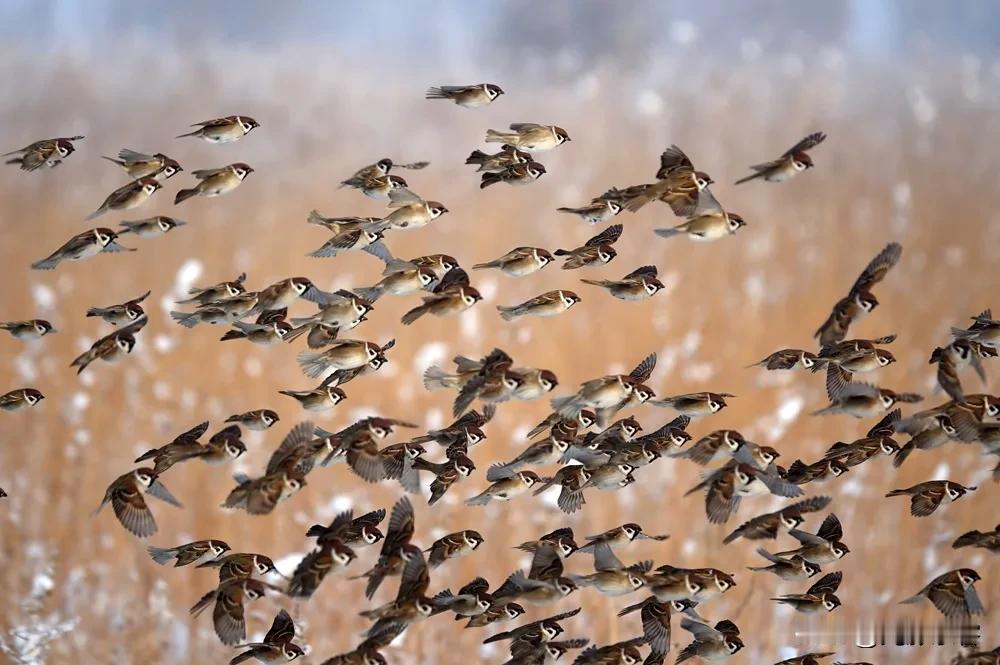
[31,227,134,270]
[465,470,541,506]
[427,530,485,568]
[427,83,504,107]
[485,124,571,151]
[412,452,477,504]
[735,132,827,184]
[229,609,304,665]
[190,578,280,646]
[568,542,649,596]
[86,290,150,326]
[481,161,546,188]
[221,320,293,345]
[401,276,481,325]
[344,158,429,184]
[747,548,821,581]
[354,496,415,600]
[70,316,145,374]
[557,197,623,225]
[0,319,56,341]
[723,496,832,544]
[886,480,976,517]
[279,384,347,411]
[466,144,531,172]
[222,469,306,515]
[650,392,732,418]
[774,654,836,665]
[175,163,254,204]
[577,523,668,553]
[306,507,386,548]
[4,135,84,170]
[118,216,186,239]
[355,267,438,302]
[814,368,921,418]
[147,540,230,568]
[176,272,247,305]
[86,177,162,220]
[676,619,743,664]
[483,608,582,645]
[555,225,622,269]
[750,349,822,371]
[176,115,259,143]
[298,339,393,378]
[94,467,181,538]
[581,265,664,301]
[687,460,803,524]
[900,569,984,617]
[287,539,357,598]
[952,524,1000,554]
[384,189,449,230]
[226,409,280,431]
[0,388,44,412]
[498,290,581,321]
[771,572,843,614]
[952,309,1000,349]
[774,514,850,564]
[474,247,555,277]
[102,149,182,180]
[814,242,902,346]
[617,145,715,216]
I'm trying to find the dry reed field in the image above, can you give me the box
[0,3,998,664]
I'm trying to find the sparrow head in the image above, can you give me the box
[281,644,305,661]
[946,482,976,500]
[642,278,665,295]
[115,332,137,354]
[533,248,555,266]
[376,158,393,173]
[621,646,643,665]
[210,541,231,558]
[628,573,646,590]
[541,620,565,641]
[799,351,819,369]
[137,178,162,195]
[282,472,305,493]
[984,396,1000,418]
[723,431,746,452]
[134,467,157,487]
[821,593,841,612]
[578,410,598,429]
[831,541,850,558]
[361,650,387,665]
[464,426,485,446]
[957,568,981,587]
[437,255,460,273]
[416,268,437,287]
[367,419,393,439]
[368,353,389,371]
[622,523,643,540]
[875,349,896,367]
[780,511,805,530]
[551,433,571,454]
[724,636,745,654]
[325,386,348,404]
[416,599,436,616]
[464,530,485,549]
[518,471,541,487]
[22,388,45,405]
[878,437,899,455]
[605,198,624,215]
[260,410,280,427]
[289,277,314,296]
[253,554,279,576]
[708,394,730,412]
[386,175,408,189]
[403,442,426,460]
[225,282,245,297]
[156,216,184,233]
[855,290,878,312]
[934,414,958,437]
[526,162,546,178]
[332,541,357,565]
[225,439,247,459]
[553,126,571,144]
[231,163,254,179]
[460,287,483,307]
[632,384,656,403]
[273,321,294,339]
[802,560,822,577]
[426,201,449,218]
[734,464,755,486]
[757,446,781,465]
[791,152,814,170]
[242,582,266,600]
[94,228,120,246]
[714,572,736,592]
[157,156,183,178]
[828,460,849,477]
[876,391,896,409]
[32,320,56,336]
[483,83,505,99]
[538,369,560,392]
[619,416,643,439]
[234,116,260,134]
[617,463,636,476]
[726,213,747,233]
[453,454,476,477]
[597,245,617,263]
[694,171,714,189]
[55,139,77,156]
[123,303,145,321]
[555,577,577,596]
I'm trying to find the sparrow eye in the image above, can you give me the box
[540,379,552,390]
[288,479,301,490]
[97,233,111,244]
[718,579,730,590]
[463,294,476,306]
[609,201,622,213]
[802,356,814,368]
[834,547,845,557]
[880,395,895,407]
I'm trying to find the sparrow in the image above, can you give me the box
[581,265,664,301]
[306,508,386,549]
[481,161,546,188]
[772,571,843,614]
[931,338,992,401]
[4,135,84,170]
[31,227,134,270]
[86,177,162,220]
[687,461,803,523]
[488,431,574,481]
[86,289,150,325]
[382,188,449,229]
[354,496,415,599]
[226,409,280,431]
[287,539,357,598]
[0,388,45,412]
[201,426,250,464]
[190,579,280,647]
[505,638,590,665]
[483,607,582,645]
[572,638,646,665]
[278,384,347,411]
[655,208,746,241]
[722,496,832,544]
[774,654,836,665]
[0,319,56,341]
[551,352,657,418]
[820,409,900,468]
[671,430,748,466]
[952,524,1000,554]
[317,622,405,665]
[814,242,902,347]
[176,272,247,305]
[650,392,733,418]
[345,157,429,184]
[515,527,578,559]
[632,415,693,453]
[229,609,304,665]
[288,290,373,341]
[308,223,390,261]
[342,173,410,200]
[485,124,571,151]
[618,145,715,216]
[774,513,851,564]
[433,577,494,617]
[222,470,306,515]
[580,462,637,492]
[492,570,578,606]
[568,542,649,596]
[555,225,623,269]
[465,602,526,629]
[498,290,581,321]
[736,132,826,184]
[819,347,896,385]
[577,523,669,553]
[427,530,485,568]
[147,539,231,567]
[750,349,822,371]
[952,308,1000,349]
[675,619,744,664]
[297,339,391,378]
[134,421,211,473]
[557,197,623,225]
[118,216,186,238]
[176,115,259,142]
[533,464,593,514]
[102,148,182,180]
[466,144,531,172]
[94,467,181,537]
[70,317,145,374]
[900,569,984,617]
[465,470,541,506]
[894,413,963,467]
[379,251,459,280]
[401,284,482,325]
[527,410,597,440]
[474,247,555,277]
[813,369,922,418]
[412,408,494,448]
[643,566,736,604]
[412,452,477,504]
[885,480,976,517]
[174,163,254,204]
[221,320,293,345]
[784,459,850,485]
[355,267,439,302]
[747,548,821,581]
[198,553,283,583]
[426,83,504,107]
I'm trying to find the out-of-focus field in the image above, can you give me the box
[0,6,998,664]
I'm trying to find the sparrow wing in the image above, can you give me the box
[346,440,386,483]
[266,421,316,475]
[677,432,726,464]
[640,600,671,655]
[117,148,156,163]
[910,488,944,517]
[655,144,695,179]
[112,485,157,537]
[926,579,974,617]
[849,242,902,296]
[623,265,658,281]
[816,514,843,541]
[724,514,780,543]
[679,618,722,641]
[146,479,183,507]
[509,123,544,132]
[172,420,210,444]
[263,609,296,645]
[287,546,333,598]
[397,546,430,599]
[628,352,657,382]
[434,267,471,293]
[962,583,985,615]
[191,166,227,179]
[387,187,423,207]
[690,187,724,216]
[528,544,564,580]
[585,224,623,248]
[754,470,805,498]
[937,355,965,402]
[354,508,387,528]
[783,131,827,156]
[808,571,843,595]
[381,496,415,555]
[213,585,248,645]
[787,529,827,547]
[867,409,901,437]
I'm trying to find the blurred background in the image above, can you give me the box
[0,1,997,663]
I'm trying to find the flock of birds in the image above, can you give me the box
[1,80,998,665]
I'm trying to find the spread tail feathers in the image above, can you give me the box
[174,187,199,204]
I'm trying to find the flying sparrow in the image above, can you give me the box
[190,578,280,647]
[556,197,623,225]
[650,392,733,418]
[686,461,803,523]
[774,655,836,665]
[175,272,247,305]
[735,131,827,184]
[306,507,386,549]
[344,157,429,185]
[401,282,481,325]
[383,189,449,229]
[465,470,541,506]
[722,496,832,544]
[0,319,56,341]
[655,207,746,242]
[102,148,182,180]
[412,452,477,504]
[0,388,45,412]
[176,115,259,143]
[286,539,357,598]
[473,247,555,277]
[568,542,649,597]
[485,124,571,151]
[307,223,390,261]
[813,369,921,418]
[31,227,134,270]
[900,569,984,617]
[772,572,843,614]
[466,144,531,172]
[70,317,145,374]
[226,409,279,431]
[581,265,664,301]
[4,135,84,170]
[297,339,390,378]
[86,177,162,220]
[426,530,485,568]
[644,565,736,603]
[774,514,850,564]
[952,524,1000,554]
[316,622,404,665]
[222,470,306,515]
[885,480,976,517]
[426,83,504,107]
[481,161,546,188]
[747,548,822,581]
[85,289,150,325]
[229,609,304,665]
[952,308,1000,349]
[675,618,744,664]
[930,337,992,402]
[94,467,181,538]
[147,540,231,567]
[618,598,703,659]
[174,163,254,204]
[279,384,347,411]
[498,290,581,321]
[532,465,592,514]
[577,523,668,553]
[118,216,186,238]
[617,145,715,216]
[354,496,415,599]
[554,225,622,269]
[784,459,849,485]
[355,267,439,302]
[750,349,822,371]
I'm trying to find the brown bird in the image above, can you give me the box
[4,135,84,170]
[952,524,1000,555]
[618,145,715,216]
[86,177,162,220]
[190,578,280,646]
[102,149,183,180]
[901,569,984,617]
[554,225,623,269]
[735,132,827,184]
[229,609,304,664]
[176,115,259,143]
[94,468,182,538]
[886,480,976,517]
